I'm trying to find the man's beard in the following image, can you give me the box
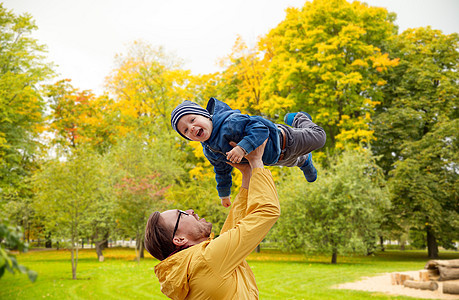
[191,222,212,240]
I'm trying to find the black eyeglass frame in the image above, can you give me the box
[172,210,189,238]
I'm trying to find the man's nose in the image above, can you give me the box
[186,209,194,215]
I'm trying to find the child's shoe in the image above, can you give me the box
[284,112,312,126]
[300,153,317,182]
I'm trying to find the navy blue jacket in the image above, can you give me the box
[202,98,281,198]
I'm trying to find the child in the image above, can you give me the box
[171,97,326,207]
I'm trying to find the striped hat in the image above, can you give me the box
[171,100,211,140]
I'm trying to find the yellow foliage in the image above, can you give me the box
[371,53,399,72]
[377,79,387,86]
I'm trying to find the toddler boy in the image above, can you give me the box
[171,98,326,207]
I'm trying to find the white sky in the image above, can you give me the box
[3,0,458,95]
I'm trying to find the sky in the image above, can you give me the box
[3,0,458,95]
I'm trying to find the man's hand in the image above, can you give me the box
[245,139,267,169]
[226,146,245,163]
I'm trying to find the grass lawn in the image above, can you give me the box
[1,247,458,299]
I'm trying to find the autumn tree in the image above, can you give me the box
[105,40,193,133]
[217,35,269,115]
[373,27,459,258]
[259,0,398,151]
[46,79,118,153]
[0,4,53,244]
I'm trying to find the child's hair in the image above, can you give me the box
[171,100,211,140]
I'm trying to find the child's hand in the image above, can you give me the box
[226,146,245,163]
[221,197,231,208]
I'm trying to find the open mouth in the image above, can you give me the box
[197,128,203,137]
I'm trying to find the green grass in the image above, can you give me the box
[1,248,458,299]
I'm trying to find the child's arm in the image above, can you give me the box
[203,145,234,207]
[227,115,270,157]
[220,197,231,208]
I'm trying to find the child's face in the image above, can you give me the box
[177,114,213,142]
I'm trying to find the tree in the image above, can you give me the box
[274,149,390,263]
[259,0,398,150]
[105,40,192,132]
[388,120,458,258]
[0,4,53,186]
[217,35,269,116]
[372,27,459,257]
[33,149,108,279]
[0,4,53,253]
[46,79,118,153]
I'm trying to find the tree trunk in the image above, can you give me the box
[26,221,30,244]
[71,240,77,280]
[331,250,337,264]
[379,236,385,252]
[75,243,79,276]
[102,231,109,248]
[255,244,261,253]
[45,232,52,248]
[139,240,144,258]
[404,280,438,291]
[426,226,439,259]
[443,283,459,295]
[95,241,105,262]
[135,235,144,260]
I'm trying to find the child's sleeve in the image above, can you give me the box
[228,115,269,155]
[214,161,233,198]
[203,147,233,198]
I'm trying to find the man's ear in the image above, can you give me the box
[172,236,188,247]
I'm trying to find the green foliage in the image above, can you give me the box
[0,222,37,282]
[0,4,53,189]
[274,149,390,263]
[107,132,183,258]
[373,27,459,256]
[32,148,112,278]
[389,119,459,252]
[373,27,459,174]
[0,4,53,284]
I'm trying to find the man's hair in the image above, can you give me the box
[144,211,177,261]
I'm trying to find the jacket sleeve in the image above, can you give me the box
[203,168,280,278]
[214,161,233,198]
[226,114,269,155]
[204,147,233,198]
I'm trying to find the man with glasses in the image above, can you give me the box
[145,140,280,299]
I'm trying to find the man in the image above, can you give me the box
[144,140,280,299]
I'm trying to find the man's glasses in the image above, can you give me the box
[172,210,189,238]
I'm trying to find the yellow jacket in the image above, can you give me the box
[155,168,280,299]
